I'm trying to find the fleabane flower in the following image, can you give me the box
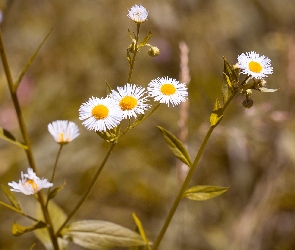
[237,51,273,79]
[8,168,53,195]
[147,77,188,106]
[79,97,123,132]
[127,5,148,23]
[48,120,79,144]
[109,83,150,119]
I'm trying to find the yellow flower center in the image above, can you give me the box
[119,96,137,111]
[25,179,38,192]
[160,84,176,96]
[92,104,109,119]
[58,133,69,144]
[249,61,263,73]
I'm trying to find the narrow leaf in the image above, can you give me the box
[105,81,112,94]
[157,126,192,167]
[222,57,238,104]
[14,28,53,90]
[12,221,46,236]
[1,184,22,210]
[132,213,152,249]
[0,201,23,214]
[47,182,66,201]
[258,87,278,92]
[61,220,146,250]
[183,185,230,201]
[139,30,152,48]
[0,127,28,149]
[29,243,36,250]
[210,98,224,128]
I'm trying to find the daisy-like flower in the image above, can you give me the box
[8,168,53,195]
[127,4,148,23]
[48,120,79,144]
[147,77,188,107]
[79,97,123,132]
[237,51,273,79]
[109,83,150,119]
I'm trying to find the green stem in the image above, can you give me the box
[56,143,116,236]
[152,83,247,249]
[0,201,39,222]
[0,30,59,250]
[0,31,37,172]
[153,126,214,250]
[127,23,140,83]
[38,192,60,250]
[46,144,64,206]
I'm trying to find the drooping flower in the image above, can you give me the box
[48,120,79,144]
[109,83,150,119]
[147,77,188,106]
[8,168,53,195]
[127,5,148,23]
[79,97,123,132]
[237,51,273,79]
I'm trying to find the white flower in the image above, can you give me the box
[147,77,188,106]
[48,120,79,144]
[109,83,150,119]
[237,51,273,79]
[127,5,148,23]
[8,168,53,195]
[79,97,123,132]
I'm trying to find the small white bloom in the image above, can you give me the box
[237,51,273,79]
[8,168,53,195]
[79,97,123,132]
[147,77,188,106]
[48,120,79,144]
[109,83,150,119]
[127,5,148,23]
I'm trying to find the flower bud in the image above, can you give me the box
[242,98,254,109]
[148,46,160,57]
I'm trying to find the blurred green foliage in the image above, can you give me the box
[1,0,295,249]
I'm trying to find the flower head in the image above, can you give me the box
[48,120,79,144]
[79,97,123,132]
[147,77,188,106]
[237,51,273,79]
[109,83,150,119]
[8,168,53,195]
[127,5,148,23]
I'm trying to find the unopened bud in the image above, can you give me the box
[242,98,254,109]
[148,46,160,57]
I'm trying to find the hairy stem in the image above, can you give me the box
[127,23,140,83]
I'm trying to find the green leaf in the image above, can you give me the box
[12,221,46,236]
[34,200,68,250]
[47,182,66,201]
[258,87,278,92]
[0,127,28,149]
[139,30,152,48]
[210,98,223,128]
[14,28,52,90]
[222,57,238,104]
[1,184,22,210]
[105,81,112,94]
[157,126,192,167]
[183,185,230,201]
[132,213,152,250]
[61,220,146,250]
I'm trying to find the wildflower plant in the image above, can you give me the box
[0,4,277,250]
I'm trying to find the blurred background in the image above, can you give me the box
[0,0,295,249]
